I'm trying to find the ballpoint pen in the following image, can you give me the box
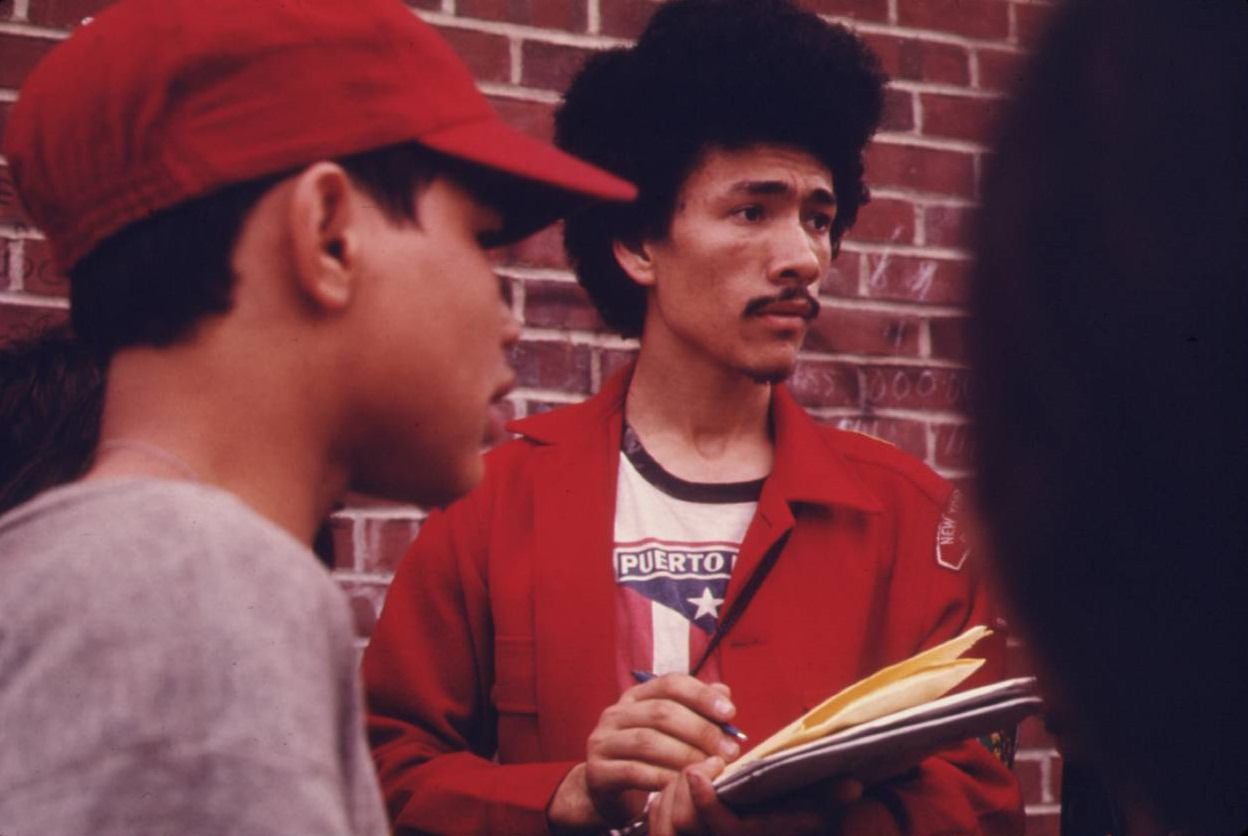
[630,670,748,742]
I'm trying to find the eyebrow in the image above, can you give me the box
[726,180,836,206]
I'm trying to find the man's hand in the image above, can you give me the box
[647,757,867,836]
[547,674,742,831]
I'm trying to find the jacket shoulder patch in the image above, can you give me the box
[935,489,971,571]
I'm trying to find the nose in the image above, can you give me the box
[767,219,826,288]
[499,298,521,350]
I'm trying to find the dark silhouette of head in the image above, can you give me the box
[970,1,1248,831]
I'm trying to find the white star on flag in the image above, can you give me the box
[687,587,724,621]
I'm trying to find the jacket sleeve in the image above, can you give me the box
[845,487,1025,835]
[362,487,577,835]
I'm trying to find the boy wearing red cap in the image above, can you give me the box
[0,0,632,832]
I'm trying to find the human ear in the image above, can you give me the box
[612,236,658,287]
[288,162,358,311]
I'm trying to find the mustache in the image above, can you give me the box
[742,286,821,320]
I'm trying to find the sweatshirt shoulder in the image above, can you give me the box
[817,424,952,509]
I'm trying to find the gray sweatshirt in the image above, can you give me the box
[0,479,388,836]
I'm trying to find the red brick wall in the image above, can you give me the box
[0,0,1061,828]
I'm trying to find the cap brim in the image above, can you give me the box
[418,116,636,245]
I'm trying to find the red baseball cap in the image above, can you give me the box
[3,0,636,269]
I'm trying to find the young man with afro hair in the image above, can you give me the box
[364,1,1024,832]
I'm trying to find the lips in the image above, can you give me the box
[483,374,516,446]
[756,300,817,319]
[743,289,820,321]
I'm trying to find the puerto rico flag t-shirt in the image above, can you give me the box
[613,424,764,691]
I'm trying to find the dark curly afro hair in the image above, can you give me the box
[554,0,885,337]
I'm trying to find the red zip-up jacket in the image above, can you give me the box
[363,368,1023,834]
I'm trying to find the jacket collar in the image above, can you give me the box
[509,364,883,514]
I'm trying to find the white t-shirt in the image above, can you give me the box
[612,425,763,688]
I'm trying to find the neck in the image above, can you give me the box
[625,337,775,483]
[87,341,347,545]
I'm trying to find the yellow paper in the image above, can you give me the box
[723,625,992,775]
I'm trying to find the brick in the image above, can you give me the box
[852,197,916,246]
[598,347,638,386]
[340,490,425,512]
[18,237,68,297]
[522,398,570,415]
[976,47,1027,94]
[1015,752,1060,806]
[859,364,969,411]
[510,339,593,393]
[1018,714,1057,750]
[923,203,976,249]
[1014,756,1044,806]
[0,165,33,229]
[488,95,556,142]
[921,92,1004,143]
[360,516,423,574]
[862,34,971,87]
[325,514,355,572]
[804,307,922,357]
[457,0,587,31]
[866,143,976,198]
[335,579,390,639]
[819,251,861,297]
[0,33,58,90]
[786,360,861,408]
[1025,812,1061,836]
[598,0,661,39]
[880,87,915,133]
[0,101,12,145]
[933,422,972,469]
[901,37,971,87]
[522,279,605,332]
[27,0,112,28]
[804,0,888,22]
[0,300,66,342]
[897,0,1010,41]
[435,26,511,84]
[928,315,968,361]
[521,40,596,92]
[829,415,927,460]
[0,239,15,290]
[1015,1,1059,47]
[501,222,568,268]
[864,253,969,305]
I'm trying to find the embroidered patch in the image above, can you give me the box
[935,489,972,571]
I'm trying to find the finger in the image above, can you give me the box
[625,674,737,723]
[828,777,864,806]
[650,782,678,836]
[686,767,746,834]
[598,701,742,763]
[592,723,736,772]
[586,757,680,794]
[668,760,717,834]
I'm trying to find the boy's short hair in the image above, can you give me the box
[71,143,446,358]
[0,327,104,513]
[554,0,885,337]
